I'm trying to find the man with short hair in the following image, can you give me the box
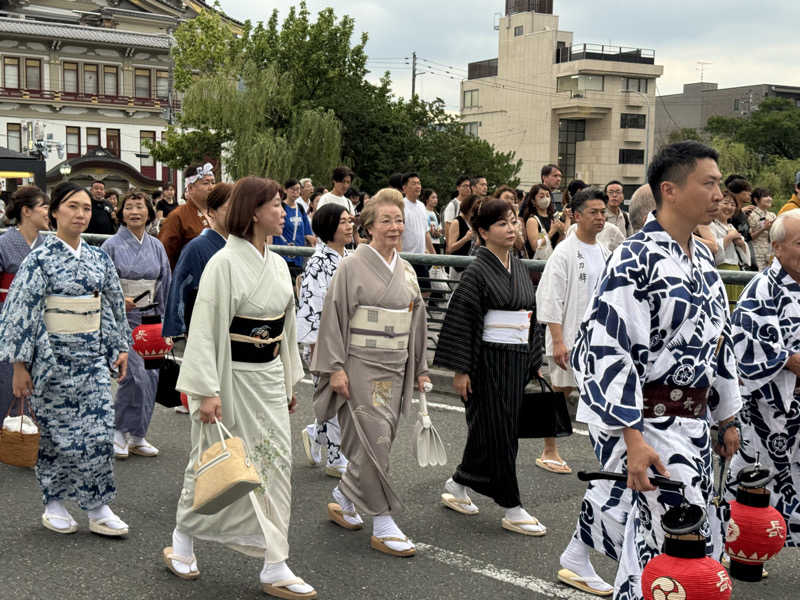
[777,171,800,215]
[725,209,800,547]
[442,175,472,241]
[604,181,633,238]
[628,184,656,233]
[159,162,215,269]
[541,164,563,208]
[298,177,313,212]
[401,172,434,291]
[317,166,355,214]
[273,178,316,281]
[471,175,488,197]
[86,180,116,235]
[566,141,741,599]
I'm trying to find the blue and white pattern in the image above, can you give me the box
[571,214,742,600]
[0,235,129,509]
[102,227,171,438]
[726,258,800,545]
[296,243,349,345]
[0,227,44,418]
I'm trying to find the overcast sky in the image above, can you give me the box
[218,0,800,109]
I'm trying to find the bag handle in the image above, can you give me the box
[532,375,555,394]
[4,395,38,431]
[195,418,233,467]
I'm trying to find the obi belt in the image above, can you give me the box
[44,294,101,334]
[350,305,413,350]
[481,309,531,345]
[229,313,285,363]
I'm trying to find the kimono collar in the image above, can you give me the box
[477,246,512,274]
[120,226,146,246]
[364,244,397,273]
[319,242,346,262]
[228,234,268,263]
[640,211,709,265]
[52,234,82,259]
[769,257,800,291]
[9,226,42,249]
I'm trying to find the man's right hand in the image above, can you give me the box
[623,428,670,491]
[553,340,570,370]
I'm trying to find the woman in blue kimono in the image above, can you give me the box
[0,186,50,419]
[0,182,131,537]
[101,192,171,459]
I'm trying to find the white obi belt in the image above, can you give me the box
[120,278,157,307]
[482,309,531,345]
[44,294,101,334]
[350,305,413,350]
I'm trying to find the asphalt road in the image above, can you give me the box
[1,380,798,600]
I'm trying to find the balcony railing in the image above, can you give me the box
[0,87,180,111]
[468,58,498,80]
[556,44,655,65]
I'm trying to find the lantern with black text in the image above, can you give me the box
[725,465,785,581]
[642,502,732,600]
[131,315,172,369]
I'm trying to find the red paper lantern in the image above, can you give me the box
[725,466,786,581]
[131,315,172,369]
[642,503,732,600]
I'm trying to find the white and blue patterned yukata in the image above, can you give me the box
[570,213,741,600]
[0,227,44,419]
[726,258,800,545]
[0,235,130,510]
[102,227,171,438]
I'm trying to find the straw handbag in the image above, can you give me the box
[192,419,262,515]
[0,397,40,468]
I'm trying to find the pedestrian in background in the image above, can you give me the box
[748,187,777,270]
[273,178,315,282]
[422,188,442,252]
[86,180,116,235]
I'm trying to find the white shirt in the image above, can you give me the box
[364,244,397,274]
[317,192,354,214]
[443,198,460,224]
[402,197,428,254]
[577,240,605,294]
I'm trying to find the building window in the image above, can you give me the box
[87,127,100,151]
[140,130,156,177]
[63,62,78,93]
[464,122,480,137]
[733,99,740,112]
[66,126,80,158]
[557,75,604,94]
[25,59,41,90]
[514,25,523,36]
[84,64,98,95]
[620,113,646,129]
[623,77,648,93]
[156,70,169,98]
[463,89,479,109]
[558,119,585,180]
[135,69,151,98]
[107,128,120,157]
[619,149,645,164]
[103,65,118,96]
[4,57,19,89]
[7,123,21,152]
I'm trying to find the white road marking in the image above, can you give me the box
[415,542,594,598]
[298,379,590,435]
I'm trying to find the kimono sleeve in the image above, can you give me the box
[536,247,568,325]
[158,210,184,270]
[280,283,305,399]
[310,261,351,375]
[296,254,326,345]
[0,253,47,365]
[99,249,131,365]
[731,276,792,397]
[571,253,651,432]
[154,239,173,319]
[176,254,231,398]
[433,266,485,375]
[411,283,429,378]
[162,244,199,338]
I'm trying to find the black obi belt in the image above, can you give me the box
[229,313,285,363]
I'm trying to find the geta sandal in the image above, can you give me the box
[501,517,547,537]
[440,492,479,515]
[162,546,200,580]
[261,577,317,599]
[557,568,613,596]
[327,502,363,530]
[370,535,416,557]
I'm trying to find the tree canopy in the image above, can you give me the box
[150,1,520,204]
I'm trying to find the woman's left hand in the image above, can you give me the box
[288,394,297,414]
[113,352,128,381]
[417,375,431,393]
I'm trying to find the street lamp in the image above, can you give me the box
[59,163,71,177]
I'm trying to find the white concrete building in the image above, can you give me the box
[461,0,663,196]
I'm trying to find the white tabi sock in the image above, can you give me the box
[114,430,128,448]
[373,514,414,552]
[559,535,612,592]
[332,486,363,526]
[444,478,479,513]
[86,505,128,530]
[44,500,77,529]
[170,528,197,575]
[504,506,546,535]
[260,560,314,595]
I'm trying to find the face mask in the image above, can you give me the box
[535,196,551,210]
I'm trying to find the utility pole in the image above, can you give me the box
[411,51,417,99]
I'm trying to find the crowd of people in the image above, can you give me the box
[1,144,800,600]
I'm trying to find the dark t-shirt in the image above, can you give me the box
[86,198,117,235]
[156,199,179,218]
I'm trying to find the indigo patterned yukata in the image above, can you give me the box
[570,213,741,600]
[0,227,44,419]
[0,235,129,509]
[162,228,225,338]
[101,227,171,438]
[726,258,800,545]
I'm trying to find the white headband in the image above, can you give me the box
[185,162,214,187]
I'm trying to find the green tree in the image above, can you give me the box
[707,98,800,160]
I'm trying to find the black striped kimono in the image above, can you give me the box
[434,247,542,508]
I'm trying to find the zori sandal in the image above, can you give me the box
[327,502,363,530]
[162,546,200,580]
[261,578,317,599]
[370,535,416,557]
[440,492,479,515]
[501,517,547,537]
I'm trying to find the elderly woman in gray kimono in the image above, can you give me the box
[312,187,430,558]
